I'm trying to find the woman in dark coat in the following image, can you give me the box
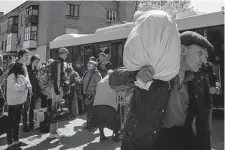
[82,60,102,131]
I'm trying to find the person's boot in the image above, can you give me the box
[100,135,108,141]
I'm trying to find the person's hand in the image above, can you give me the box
[215,87,220,95]
[71,83,76,87]
[192,116,197,136]
[28,88,33,98]
[136,65,155,83]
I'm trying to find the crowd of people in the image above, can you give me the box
[0,45,115,149]
[0,8,222,150]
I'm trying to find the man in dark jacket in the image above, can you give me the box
[48,47,68,139]
[23,55,41,132]
[109,31,214,150]
[187,62,219,150]
[97,52,112,78]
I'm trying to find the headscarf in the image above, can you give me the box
[123,9,181,90]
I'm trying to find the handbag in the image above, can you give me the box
[48,61,69,123]
[50,102,70,123]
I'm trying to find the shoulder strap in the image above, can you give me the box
[57,61,61,89]
[84,70,95,94]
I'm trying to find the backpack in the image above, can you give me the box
[36,63,54,95]
[0,63,15,97]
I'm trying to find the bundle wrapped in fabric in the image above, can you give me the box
[123,9,181,90]
[93,74,117,109]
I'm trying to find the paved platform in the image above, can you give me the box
[0,115,223,150]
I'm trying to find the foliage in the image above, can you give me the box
[135,0,194,18]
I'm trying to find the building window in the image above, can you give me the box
[20,14,23,26]
[1,41,3,50]
[65,27,79,34]
[24,26,37,41]
[68,4,79,17]
[26,5,39,16]
[5,40,7,50]
[106,10,117,21]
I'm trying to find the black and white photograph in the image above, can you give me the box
[0,0,224,150]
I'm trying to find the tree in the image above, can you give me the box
[135,0,194,18]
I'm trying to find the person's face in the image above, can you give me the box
[99,54,105,62]
[64,62,67,71]
[32,59,40,68]
[182,44,208,72]
[87,62,95,70]
[60,52,68,60]
[21,53,29,64]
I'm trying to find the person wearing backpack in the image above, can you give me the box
[6,49,32,150]
[47,47,69,138]
[22,54,41,132]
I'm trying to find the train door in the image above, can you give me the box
[110,40,126,69]
[207,25,224,108]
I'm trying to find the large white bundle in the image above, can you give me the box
[123,10,181,89]
[94,75,118,110]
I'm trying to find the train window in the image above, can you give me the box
[50,49,58,59]
[111,40,125,68]
[66,47,73,62]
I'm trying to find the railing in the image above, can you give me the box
[6,25,18,33]
[25,15,38,26]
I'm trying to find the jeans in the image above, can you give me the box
[84,101,94,128]
[8,104,23,144]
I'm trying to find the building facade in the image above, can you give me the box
[0,1,135,67]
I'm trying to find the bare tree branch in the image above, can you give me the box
[136,0,194,18]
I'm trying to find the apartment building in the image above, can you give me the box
[0,1,135,66]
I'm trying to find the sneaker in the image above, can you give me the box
[112,133,122,143]
[14,141,28,147]
[5,147,20,150]
[83,125,88,130]
[87,127,97,133]
[5,144,15,150]
[100,136,108,142]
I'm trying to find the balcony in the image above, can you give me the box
[6,33,18,52]
[6,24,18,33]
[25,15,38,26]
[23,40,37,49]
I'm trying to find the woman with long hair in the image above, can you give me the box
[65,66,81,117]
[6,49,32,150]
